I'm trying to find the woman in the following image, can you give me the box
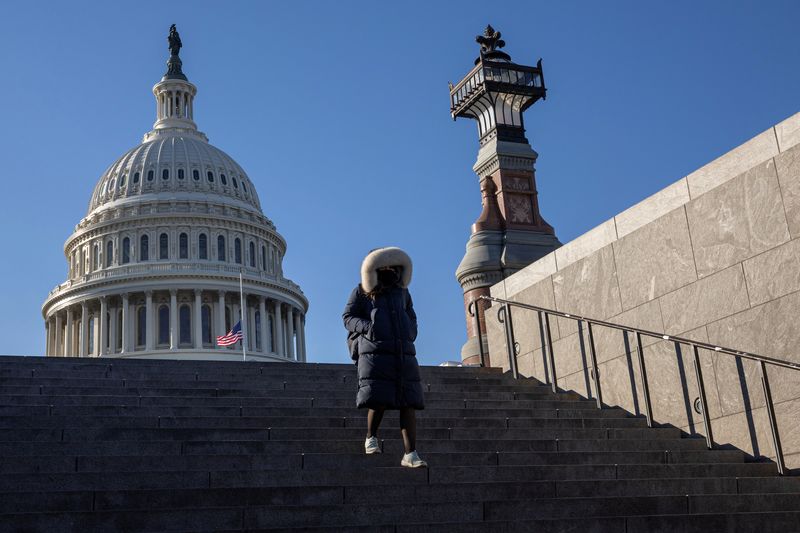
[342,247,427,468]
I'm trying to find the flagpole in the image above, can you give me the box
[239,268,247,362]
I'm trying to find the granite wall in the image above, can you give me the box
[486,111,800,469]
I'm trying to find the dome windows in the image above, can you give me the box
[180,305,192,345]
[242,181,248,194]
[207,171,214,183]
[158,305,170,345]
[234,238,242,264]
[193,169,200,181]
[140,235,149,261]
[198,233,208,259]
[201,305,212,344]
[162,169,169,180]
[217,235,225,261]
[220,173,227,186]
[232,177,239,190]
[178,168,185,180]
[159,233,169,260]
[119,174,127,188]
[179,233,188,259]
[106,241,114,267]
[147,170,155,182]
[133,172,140,184]
[121,237,131,264]
[249,242,255,268]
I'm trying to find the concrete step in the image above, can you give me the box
[0,403,636,420]
[0,385,573,400]
[0,415,649,430]
[0,449,746,474]
[0,437,708,458]
[426,463,779,484]
[0,394,597,410]
[0,425,685,442]
[7,496,795,531]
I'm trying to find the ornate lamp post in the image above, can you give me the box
[451,26,561,365]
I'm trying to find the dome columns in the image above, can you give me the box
[44,290,306,362]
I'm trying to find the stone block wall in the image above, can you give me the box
[486,111,800,469]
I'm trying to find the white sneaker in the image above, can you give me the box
[365,436,381,454]
[401,450,427,468]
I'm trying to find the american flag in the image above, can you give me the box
[217,320,243,347]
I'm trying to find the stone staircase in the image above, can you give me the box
[0,356,798,532]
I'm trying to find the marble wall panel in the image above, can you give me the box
[686,159,790,278]
[590,299,665,366]
[515,351,537,379]
[554,219,618,271]
[613,207,697,310]
[550,330,590,381]
[510,276,560,342]
[640,336,723,431]
[596,353,645,416]
[615,179,691,239]
[710,407,771,460]
[659,264,750,335]
[557,367,595,402]
[742,238,800,306]
[774,398,800,460]
[774,111,800,153]
[686,127,779,199]
[706,291,800,413]
[504,252,557,298]
[552,246,623,338]
[774,143,800,239]
[485,303,506,370]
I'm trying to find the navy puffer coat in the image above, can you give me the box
[343,285,425,410]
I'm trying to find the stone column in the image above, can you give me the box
[298,313,306,363]
[249,304,256,352]
[217,291,226,339]
[45,319,51,356]
[99,296,107,357]
[293,312,303,362]
[194,290,203,350]
[273,300,283,356]
[169,290,178,350]
[64,308,73,357]
[145,291,154,351]
[109,304,117,354]
[286,307,295,361]
[79,302,88,357]
[54,312,63,357]
[120,294,129,354]
[259,297,267,353]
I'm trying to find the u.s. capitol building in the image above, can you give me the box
[41,26,308,362]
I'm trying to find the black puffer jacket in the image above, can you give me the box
[342,285,425,410]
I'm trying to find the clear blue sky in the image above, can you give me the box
[1,1,799,364]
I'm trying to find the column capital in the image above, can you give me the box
[170,289,178,297]
[145,290,154,298]
[99,295,107,303]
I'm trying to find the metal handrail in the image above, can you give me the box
[471,294,797,475]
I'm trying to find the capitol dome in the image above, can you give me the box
[42,26,308,362]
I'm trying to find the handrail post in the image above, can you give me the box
[635,332,654,427]
[587,322,602,409]
[498,304,519,379]
[544,312,557,394]
[759,360,786,475]
[468,300,486,368]
[692,345,714,450]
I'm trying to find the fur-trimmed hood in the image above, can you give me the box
[360,247,413,292]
